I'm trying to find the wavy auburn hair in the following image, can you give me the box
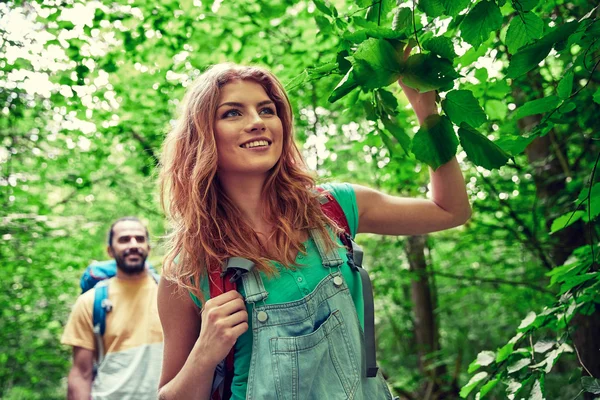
[159,63,338,301]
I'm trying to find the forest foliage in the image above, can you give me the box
[1,0,599,399]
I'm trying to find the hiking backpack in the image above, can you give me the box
[80,259,160,364]
[208,189,379,400]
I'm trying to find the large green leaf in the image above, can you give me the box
[513,95,560,120]
[381,115,411,155]
[506,21,580,78]
[422,36,457,60]
[442,90,487,128]
[505,12,544,54]
[513,0,539,12]
[460,1,503,49]
[411,115,458,170]
[400,53,460,93]
[458,125,511,169]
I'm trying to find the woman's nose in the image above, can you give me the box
[245,113,266,132]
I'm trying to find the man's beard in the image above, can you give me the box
[114,248,147,275]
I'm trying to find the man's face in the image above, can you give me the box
[108,220,150,275]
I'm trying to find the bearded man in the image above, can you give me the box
[61,217,163,400]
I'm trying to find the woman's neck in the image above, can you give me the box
[218,173,270,233]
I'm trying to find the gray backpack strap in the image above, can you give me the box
[348,241,379,378]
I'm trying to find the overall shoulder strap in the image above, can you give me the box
[317,186,379,378]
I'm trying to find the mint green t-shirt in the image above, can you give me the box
[191,183,363,400]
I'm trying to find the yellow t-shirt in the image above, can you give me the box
[61,273,163,400]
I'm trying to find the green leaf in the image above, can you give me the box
[419,0,446,18]
[495,134,535,156]
[582,376,600,395]
[478,376,500,398]
[442,90,487,128]
[441,0,471,16]
[557,70,574,100]
[313,0,336,17]
[411,115,459,170]
[458,125,511,170]
[550,211,585,234]
[513,96,560,120]
[485,99,508,120]
[593,88,600,104]
[401,53,460,93]
[381,115,411,155]
[392,7,413,34]
[560,273,597,295]
[353,38,403,87]
[506,21,579,78]
[329,69,359,103]
[422,36,457,60]
[505,12,544,54]
[460,372,488,398]
[460,1,503,49]
[468,359,481,374]
[507,357,531,374]
[496,342,515,363]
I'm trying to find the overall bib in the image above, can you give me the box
[240,230,395,400]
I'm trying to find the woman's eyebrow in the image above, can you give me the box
[217,100,274,110]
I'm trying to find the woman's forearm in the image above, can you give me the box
[158,348,217,400]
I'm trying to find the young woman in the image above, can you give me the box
[157,63,471,400]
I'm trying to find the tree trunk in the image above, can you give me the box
[405,235,458,399]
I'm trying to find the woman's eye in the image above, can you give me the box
[222,109,241,118]
[260,107,276,115]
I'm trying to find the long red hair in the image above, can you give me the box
[159,63,337,301]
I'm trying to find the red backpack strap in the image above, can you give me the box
[316,187,351,236]
[208,267,236,400]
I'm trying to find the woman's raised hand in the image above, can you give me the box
[397,43,438,125]
[195,290,248,368]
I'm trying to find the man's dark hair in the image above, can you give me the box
[107,217,150,246]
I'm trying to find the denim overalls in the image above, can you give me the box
[239,229,395,400]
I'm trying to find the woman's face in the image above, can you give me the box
[214,80,284,180]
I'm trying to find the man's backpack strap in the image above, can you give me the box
[92,280,112,365]
[317,187,379,378]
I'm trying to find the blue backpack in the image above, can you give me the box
[81,259,160,364]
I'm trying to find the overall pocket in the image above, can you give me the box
[269,310,360,400]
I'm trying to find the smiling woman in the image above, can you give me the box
[157,63,470,400]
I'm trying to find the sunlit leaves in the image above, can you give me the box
[460,1,503,49]
[505,12,544,54]
[442,90,487,128]
[458,125,511,169]
[411,115,458,170]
